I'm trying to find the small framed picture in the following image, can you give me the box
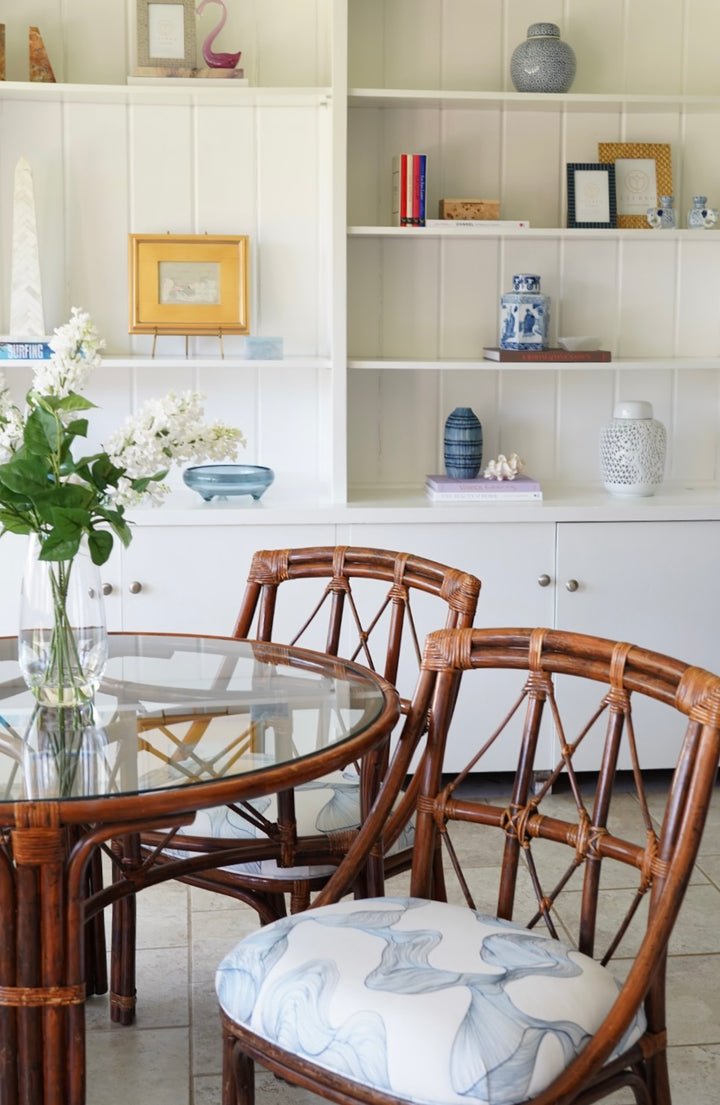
[136,0,196,69]
[128,234,250,335]
[566,163,617,229]
[598,142,673,229]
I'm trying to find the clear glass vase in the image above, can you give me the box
[18,534,108,706]
[22,702,110,798]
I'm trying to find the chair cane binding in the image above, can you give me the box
[217,627,720,1105]
[109,547,480,1023]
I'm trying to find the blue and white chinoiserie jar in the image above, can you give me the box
[687,196,718,228]
[510,23,576,93]
[443,407,483,479]
[499,273,550,351]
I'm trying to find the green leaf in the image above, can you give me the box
[0,512,32,535]
[0,454,52,494]
[87,528,114,565]
[38,528,83,561]
[56,393,96,413]
[24,406,61,455]
[96,509,133,548]
[65,418,89,439]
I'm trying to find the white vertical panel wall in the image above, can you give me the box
[0,0,335,499]
[346,0,720,494]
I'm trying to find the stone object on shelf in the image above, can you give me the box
[29,26,55,83]
[9,158,45,339]
[439,199,500,220]
[687,196,718,228]
[499,273,550,351]
[599,400,666,497]
[510,23,576,93]
[244,337,283,359]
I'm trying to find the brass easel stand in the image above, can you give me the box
[150,330,225,359]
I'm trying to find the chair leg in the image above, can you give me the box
[223,1028,254,1105]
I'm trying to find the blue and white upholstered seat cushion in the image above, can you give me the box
[171,768,414,879]
[215,897,646,1105]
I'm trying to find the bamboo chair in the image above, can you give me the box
[217,626,720,1105]
[110,547,480,1023]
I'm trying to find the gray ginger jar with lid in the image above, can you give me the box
[510,23,577,93]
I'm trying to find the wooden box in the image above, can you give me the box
[439,198,500,220]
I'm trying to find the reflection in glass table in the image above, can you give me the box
[0,633,400,1105]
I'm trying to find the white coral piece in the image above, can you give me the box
[483,453,525,481]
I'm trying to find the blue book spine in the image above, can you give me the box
[0,341,54,359]
[418,154,427,226]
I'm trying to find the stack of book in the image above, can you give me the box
[425,473,543,502]
[392,153,427,226]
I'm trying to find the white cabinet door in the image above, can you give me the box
[555,520,720,769]
[340,521,556,771]
[118,524,336,634]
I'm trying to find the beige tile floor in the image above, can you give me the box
[85,775,720,1105]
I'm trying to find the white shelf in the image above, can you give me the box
[347,358,720,372]
[348,88,720,113]
[348,225,720,240]
[0,79,331,108]
[0,355,332,370]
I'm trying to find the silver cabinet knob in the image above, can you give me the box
[537,574,551,588]
[129,580,143,594]
[565,579,579,592]
[102,582,113,596]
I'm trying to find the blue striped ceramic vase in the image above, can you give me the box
[443,407,483,479]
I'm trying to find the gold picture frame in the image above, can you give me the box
[136,0,196,70]
[598,142,673,229]
[128,234,250,335]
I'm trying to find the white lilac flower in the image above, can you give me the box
[31,307,105,399]
[105,390,245,507]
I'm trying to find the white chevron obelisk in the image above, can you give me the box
[9,157,46,337]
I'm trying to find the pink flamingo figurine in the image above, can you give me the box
[196,0,242,69]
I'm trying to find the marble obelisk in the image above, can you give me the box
[9,157,46,337]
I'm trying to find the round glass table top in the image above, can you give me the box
[0,634,397,805]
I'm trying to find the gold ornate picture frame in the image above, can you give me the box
[136,0,196,70]
[128,234,250,335]
[598,143,672,228]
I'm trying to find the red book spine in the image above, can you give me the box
[412,155,421,225]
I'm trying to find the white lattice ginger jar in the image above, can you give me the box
[599,400,666,497]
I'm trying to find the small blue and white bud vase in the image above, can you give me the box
[647,196,676,229]
[687,196,718,229]
[499,274,550,351]
[443,407,483,479]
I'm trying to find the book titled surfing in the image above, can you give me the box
[392,153,427,226]
[0,340,54,359]
[426,473,543,501]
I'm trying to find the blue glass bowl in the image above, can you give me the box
[183,464,275,502]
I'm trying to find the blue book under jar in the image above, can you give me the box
[443,407,483,479]
[499,274,550,351]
